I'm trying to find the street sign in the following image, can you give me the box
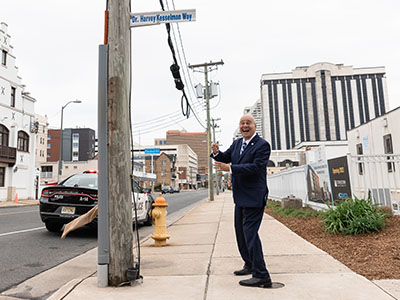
[145,148,160,154]
[130,9,196,27]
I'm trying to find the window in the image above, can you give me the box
[41,165,53,178]
[1,50,7,66]
[73,133,79,141]
[47,143,51,149]
[11,87,16,107]
[383,134,395,172]
[0,167,5,187]
[48,135,51,140]
[17,131,29,152]
[161,160,167,166]
[356,143,363,175]
[0,125,9,146]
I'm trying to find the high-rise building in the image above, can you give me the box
[166,130,208,174]
[233,99,263,140]
[261,62,389,150]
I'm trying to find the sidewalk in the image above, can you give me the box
[24,192,400,299]
[0,199,39,208]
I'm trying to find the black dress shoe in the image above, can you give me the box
[239,277,272,288]
[233,266,252,276]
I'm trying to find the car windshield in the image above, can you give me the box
[61,174,98,189]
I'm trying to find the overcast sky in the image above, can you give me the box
[2,0,400,150]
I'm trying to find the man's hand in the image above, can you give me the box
[211,143,219,155]
[213,161,230,172]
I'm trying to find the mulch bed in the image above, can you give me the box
[265,207,400,280]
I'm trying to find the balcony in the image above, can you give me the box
[0,145,17,166]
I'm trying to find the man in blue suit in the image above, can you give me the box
[211,114,272,288]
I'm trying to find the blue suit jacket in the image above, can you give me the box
[211,134,271,208]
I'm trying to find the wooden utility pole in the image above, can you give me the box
[106,0,133,285]
[188,60,223,201]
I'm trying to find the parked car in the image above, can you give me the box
[172,187,180,193]
[161,185,173,194]
[39,172,153,232]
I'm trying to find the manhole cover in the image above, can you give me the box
[269,282,285,289]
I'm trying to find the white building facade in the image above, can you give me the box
[34,113,48,168]
[347,107,400,212]
[0,22,38,201]
[261,62,389,150]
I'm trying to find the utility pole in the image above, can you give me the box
[189,60,223,201]
[106,0,133,286]
[211,118,220,195]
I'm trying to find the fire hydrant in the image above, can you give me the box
[151,194,170,246]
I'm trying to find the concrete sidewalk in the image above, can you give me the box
[0,199,39,208]
[20,192,400,299]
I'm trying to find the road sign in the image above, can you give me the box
[130,9,196,27]
[145,148,161,154]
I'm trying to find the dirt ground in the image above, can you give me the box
[264,207,400,280]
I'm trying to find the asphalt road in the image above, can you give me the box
[0,189,208,293]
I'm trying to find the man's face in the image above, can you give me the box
[239,115,256,140]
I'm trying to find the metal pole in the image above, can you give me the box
[212,118,219,196]
[57,100,81,183]
[57,107,64,183]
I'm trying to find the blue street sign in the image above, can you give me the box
[145,148,160,154]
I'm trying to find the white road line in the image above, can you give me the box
[0,226,46,237]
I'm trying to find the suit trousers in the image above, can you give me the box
[234,205,270,279]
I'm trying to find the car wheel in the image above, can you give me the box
[143,208,153,226]
[45,222,64,232]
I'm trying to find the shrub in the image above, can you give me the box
[322,197,386,235]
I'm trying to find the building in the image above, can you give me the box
[154,138,167,146]
[47,128,96,162]
[134,144,198,189]
[347,106,400,212]
[233,99,263,140]
[34,113,48,168]
[0,22,38,201]
[166,130,207,174]
[261,62,389,150]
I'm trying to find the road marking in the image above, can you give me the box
[0,209,38,216]
[0,227,46,237]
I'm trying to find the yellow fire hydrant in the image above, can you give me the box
[151,194,170,246]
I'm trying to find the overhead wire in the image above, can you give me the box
[167,0,203,107]
[159,0,206,129]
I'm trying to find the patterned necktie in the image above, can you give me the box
[240,141,247,155]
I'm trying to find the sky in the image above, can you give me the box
[2,0,400,150]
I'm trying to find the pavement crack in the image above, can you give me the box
[203,199,224,300]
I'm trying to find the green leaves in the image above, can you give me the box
[323,198,387,235]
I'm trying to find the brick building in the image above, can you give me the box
[47,128,95,162]
[166,130,208,175]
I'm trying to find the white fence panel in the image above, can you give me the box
[348,154,400,214]
[268,165,308,203]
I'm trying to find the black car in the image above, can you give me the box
[39,172,152,232]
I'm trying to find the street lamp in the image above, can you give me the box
[58,100,82,183]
